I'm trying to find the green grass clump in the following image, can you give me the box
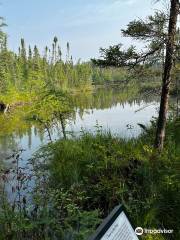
[34,120,179,239]
[0,120,179,239]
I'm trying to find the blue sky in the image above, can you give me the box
[1,0,163,61]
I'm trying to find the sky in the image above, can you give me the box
[1,0,164,61]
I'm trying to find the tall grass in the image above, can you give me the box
[32,120,180,239]
[0,119,179,239]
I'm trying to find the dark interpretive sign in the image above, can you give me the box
[89,205,139,240]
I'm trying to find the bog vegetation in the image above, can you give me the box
[0,1,180,240]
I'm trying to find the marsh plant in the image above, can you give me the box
[0,119,179,239]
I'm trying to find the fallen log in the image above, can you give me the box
[0,101,31,114]
[4,104,10,113]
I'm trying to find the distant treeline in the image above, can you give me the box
[0,35,165,95]
[0,36,94,93]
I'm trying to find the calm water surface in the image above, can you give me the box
[0,86,163,201]
[0,87,161,163]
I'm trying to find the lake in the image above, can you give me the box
[0,86,161,164]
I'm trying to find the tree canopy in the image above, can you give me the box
[91,11,178,68]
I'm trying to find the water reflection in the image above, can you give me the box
[0,86,161,161]
[69,101,159,138]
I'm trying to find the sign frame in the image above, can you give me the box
[89,205,139,240]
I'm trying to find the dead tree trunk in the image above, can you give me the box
[155,0,179,150]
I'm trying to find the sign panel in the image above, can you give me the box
[89,205,139,240]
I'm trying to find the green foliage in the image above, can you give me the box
[0,150,101,240]
[0,86,31,105]
[0,115,179,239]
[28,119,179,239]
[122,11,167,41]
[0,17,7,48]
[91,67,133,84]
[91,44,138,67]
[0,35,165,100]
[0,10,179,240]
[0,37,94,97]
[92,10,180,69]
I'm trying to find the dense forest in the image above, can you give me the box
[0,1,180,240]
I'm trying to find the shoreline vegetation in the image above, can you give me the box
[0,35,179,114]
[0,37,179,112]
[0,36,173,111]
[0,2,180,239]
[0,36,179,240]
[0,120,180,239]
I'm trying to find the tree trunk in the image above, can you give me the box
[59,113,67,139]
[155,0,179,150]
